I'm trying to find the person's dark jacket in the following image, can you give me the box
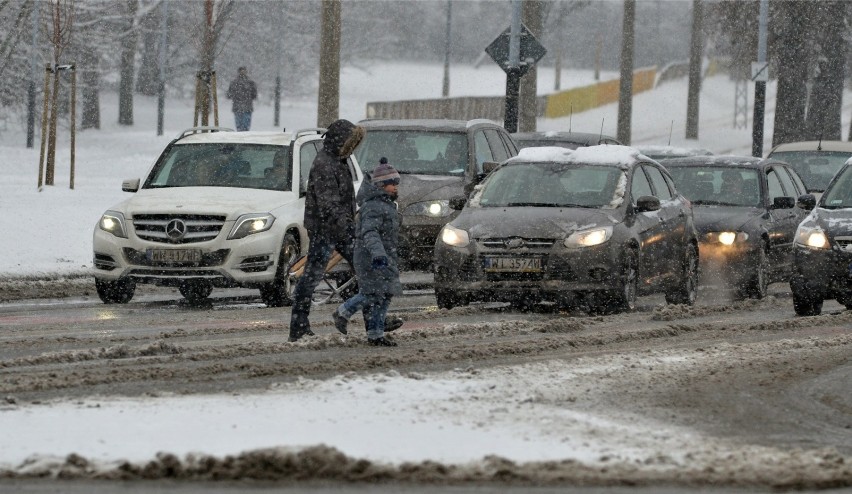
[353,179,402,296]
[226,75,257,113]
[303,119,366,243]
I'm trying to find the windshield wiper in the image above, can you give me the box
[507,202,564,207]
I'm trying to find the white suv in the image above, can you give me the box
[92,127,363,306]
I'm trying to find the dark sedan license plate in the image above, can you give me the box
[483,257,542,272]
[148,248,202,263]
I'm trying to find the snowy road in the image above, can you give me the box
[0,279,850,490]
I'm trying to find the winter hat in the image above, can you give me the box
[372,157,401,185]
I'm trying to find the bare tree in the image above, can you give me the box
[804,1,848,141]
[617,0,635,145]
[42,0,73,186]
[192,0,234,126]
[317,0,340,127]
[771,0,811,146]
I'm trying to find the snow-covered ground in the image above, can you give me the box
[1,61,850,477]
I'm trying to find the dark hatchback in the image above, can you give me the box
[663,156,809,299]
[355,119,518,266]
[432,145,699,313]
[789,159,852,315]
[511,131,621,150]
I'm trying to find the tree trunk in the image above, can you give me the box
[771,2,811,146]
[317,0,341,128]
[80,48,100,130]
[804,1,847,141]
[118,0,139,126]
[519,0,542,133]
[135,27,160,96]
[617,0,636,145]
[685,0,703,140]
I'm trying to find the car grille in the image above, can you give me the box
[836,236,852,252]
[479,237,556,249]
[133,214,226,244]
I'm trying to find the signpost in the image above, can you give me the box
[485,20,546,132]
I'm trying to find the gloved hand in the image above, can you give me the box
[371,256,388,270]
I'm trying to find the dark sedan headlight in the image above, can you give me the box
[228,213,275,240]
[564,226,612,247]
[440,224,470,247]
[709,231,749,246]
[795,225,829,249]
[405,200,452,217]
[99,211,128,238]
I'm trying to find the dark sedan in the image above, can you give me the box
[432,145,699,314]
[789,159,852,315]
[663,156,809,299]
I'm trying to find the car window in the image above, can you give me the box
[821,165,852,209]
[144,143,289,191]
[773,165,797,198]
[666,166,761,207]
[631,166,653,204]
[474,131,494,173]
[766,168,785,203]
[354,130,467,176]
[644,164,674,201]
[500,131,519,156]
[484,129,509,163]
[476,162,625,209]
[783,166,807,196]
[299,141,319,196]
[767,150,852,191]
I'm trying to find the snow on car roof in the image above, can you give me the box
[177,131,299,146]
[769,140,852,153]
[508,144,639,168]
[636,144,713,157]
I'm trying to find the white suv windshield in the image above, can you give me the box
[144,143,291,191]
[769,151,851,191]
[355,130,468,176]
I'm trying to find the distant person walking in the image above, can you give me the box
[332,158,402,347]
[226,67,257,131]
[288,119,366,342]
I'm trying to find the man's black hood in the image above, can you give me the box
[323,119,366,158]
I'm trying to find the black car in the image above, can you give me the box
[432,145,699,313]
[512,131,621,150]
[354,119,518,267]
[766,140,852,196]
[663,156,809,299]
[789,159,852,315]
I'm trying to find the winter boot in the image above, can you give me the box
[332,308,349,335]
[384,315,404,332]
[368,336,397,347]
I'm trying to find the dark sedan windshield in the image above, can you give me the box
[476,162,626,209]
[354,130,468,176]
[821,165,852,209]
[145,143,290,191]
[667,166,761,207]
[769,151,851,192]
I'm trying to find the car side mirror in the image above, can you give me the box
[482,161,500,174]
[796,193,816,211]
[772,196,796,209]
[122,178,140,193]
[449,195,467,211]
[635,195,661,213]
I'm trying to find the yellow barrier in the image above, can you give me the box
[544,67,657,119]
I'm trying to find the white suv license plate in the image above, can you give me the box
[483,257,542,272]
[148,249,202,263]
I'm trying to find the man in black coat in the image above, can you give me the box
[289,119,366,341]
[226,67,257,131]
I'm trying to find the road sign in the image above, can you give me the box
[751,61,769,82]
[485,23,547,76]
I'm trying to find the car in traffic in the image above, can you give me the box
[511,131,621,150]
[636,144,713,161]
[789,158,852,316]
[766,140,852,196]
[432,145,699,313]
[92,126,363,306]
[354,118,518,267]
[663,155,808,299]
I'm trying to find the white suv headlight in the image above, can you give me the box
[99,211,128,238]
[795,225,829,249]
[405,200,452,217]
[564,226,613,247]
[440,224,470,247]
[228,213,275,240]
